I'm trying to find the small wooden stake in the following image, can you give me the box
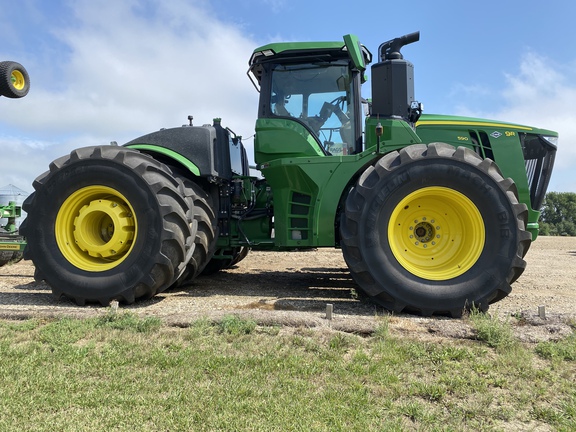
[538,305,546,320]
[326,304,333,321]
[110,300,119,314]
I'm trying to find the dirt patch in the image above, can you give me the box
[0,237,574,342]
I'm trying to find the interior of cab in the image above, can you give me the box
[269,61,357,156]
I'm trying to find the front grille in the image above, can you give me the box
[469,130,494,160]
[521,133,557,210]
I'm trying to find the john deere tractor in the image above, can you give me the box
[0,61,30,266]
[21,32,557,316]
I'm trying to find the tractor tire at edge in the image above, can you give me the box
[340,143,531,317]
[20,146,194,305]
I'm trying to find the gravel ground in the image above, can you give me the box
[0,236,574,342]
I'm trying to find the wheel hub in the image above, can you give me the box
[412,220,436,245]
[55,186,138,272]
[73,199,135,259]
[388,186,485,280]
[11,70,25,90]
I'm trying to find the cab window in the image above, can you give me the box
[269,61,357,155]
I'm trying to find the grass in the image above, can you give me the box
[0,311,574,431]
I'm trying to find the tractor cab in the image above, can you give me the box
[248,36,372,165]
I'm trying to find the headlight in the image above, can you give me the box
[542,135,559,147]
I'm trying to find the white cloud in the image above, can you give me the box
[0,0,260,191]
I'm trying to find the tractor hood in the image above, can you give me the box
[416,113,558,141]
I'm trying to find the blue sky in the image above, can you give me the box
[1,0,575,194]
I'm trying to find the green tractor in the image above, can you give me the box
[21,32,557,316]
[0,61,30,266]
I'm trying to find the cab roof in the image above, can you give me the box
[249,40,372,67]
[248,36,372,89]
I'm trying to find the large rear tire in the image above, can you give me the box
[0,61,30,98]
[21,146,193,305]
[340,143,531,317]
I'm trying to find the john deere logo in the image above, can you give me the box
[490,131,502,138]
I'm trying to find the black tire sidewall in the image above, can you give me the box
[360,157,519,309]
[25,159,166,299]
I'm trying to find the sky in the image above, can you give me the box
[1,0,575,196]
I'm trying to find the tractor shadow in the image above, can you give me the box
[0,277,98,314]
[174,265,385,317]
[0,270,55,305]
[0,261,387,318]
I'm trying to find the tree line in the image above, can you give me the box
[539,192,576,236]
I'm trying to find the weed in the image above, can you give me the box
[469,309,518,351]
[96,311,161,333]
[372,316,389,340]
[536,333,576,361]
[328,332,353,351]
[218,315,257,336]
[0,319,42,332]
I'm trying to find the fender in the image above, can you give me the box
[124,121,238,180]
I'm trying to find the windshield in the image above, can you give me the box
[269,61,357,155]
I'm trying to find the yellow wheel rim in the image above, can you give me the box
[55,186,137,272]
[388,186,485,280]
[11,70,25,90]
